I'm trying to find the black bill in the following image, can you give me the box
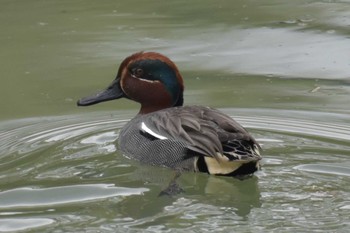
[77,78,125,106]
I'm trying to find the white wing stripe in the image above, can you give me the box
[141,122,168,140]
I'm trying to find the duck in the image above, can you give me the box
[77,51,261,177]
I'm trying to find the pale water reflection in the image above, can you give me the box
[93,27,350,79]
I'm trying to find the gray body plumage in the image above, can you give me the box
[119,119,196,171]
[118,106,261,175]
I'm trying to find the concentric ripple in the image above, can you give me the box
[0,114,127,156]
[0,109,349,232]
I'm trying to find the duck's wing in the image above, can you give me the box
[200,106,261,161]
[140,106,261,162]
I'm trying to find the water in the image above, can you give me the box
[1,109,349,232]
[1,0,350,232]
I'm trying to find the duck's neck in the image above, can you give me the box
[139,104,171,114]
[138,92,183,114]
[174,93,183,107]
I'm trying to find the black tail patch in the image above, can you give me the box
[196,156,209,174]
[225,161,259,177]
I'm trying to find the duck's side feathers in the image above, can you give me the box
[140,106,261,164]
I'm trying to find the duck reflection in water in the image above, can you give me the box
[109,165,261,219]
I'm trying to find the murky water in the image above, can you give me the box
[1,0,350,232]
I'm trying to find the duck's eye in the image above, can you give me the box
[133,68,144,77]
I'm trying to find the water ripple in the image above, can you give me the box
[0,109,349,232]
[294,164,350,177]
[235,115,350,142]
[0,218,55,232]
[0,184,148,209]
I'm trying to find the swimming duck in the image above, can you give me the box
[77,51,261,177]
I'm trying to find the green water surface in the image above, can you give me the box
[0,0,350,232]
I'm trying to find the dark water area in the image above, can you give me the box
[0,0,349,232]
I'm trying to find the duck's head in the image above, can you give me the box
[77,52,184,114]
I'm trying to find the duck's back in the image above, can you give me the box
[118,106,261,175]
